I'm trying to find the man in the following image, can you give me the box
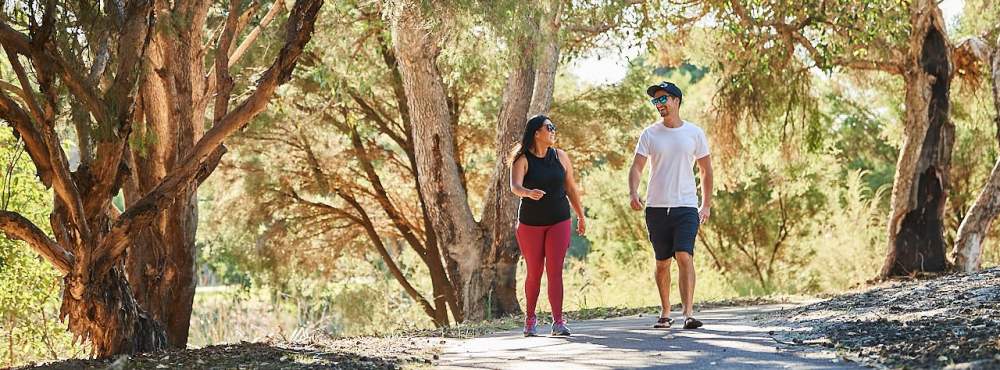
[628,81,713,329]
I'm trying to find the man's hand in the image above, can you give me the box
[526,189,546,200]
[698,206,711,224]
[576,217,586,236]
[630,193,644,211]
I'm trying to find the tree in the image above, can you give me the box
[388,0,673,321]
[699,163,825,291]
[674,0,997,277]
[386,0,536,320]
[0,0,322,356]
[212,5,468,322]
[952,35,1000,271]
[878,0,954,277]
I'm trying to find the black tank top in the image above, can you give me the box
[518,147,571,226]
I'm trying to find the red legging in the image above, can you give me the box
[516,219,572,323]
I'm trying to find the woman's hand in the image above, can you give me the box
[526,189,546,200]
[576,217,586,236]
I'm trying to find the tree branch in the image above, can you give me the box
[3,49,47,126]
[93,0,323,274]
[85,0,156,216]
[729,3,904,75]
[337,190,438,320]
[0,58,92,244]
[0,89,54,186]
[0,21,110,124]
[344,122,426,256]
[229,0,283,67]
[203,0,285,105]
[213,0,242,126]
[347,90,407,148]
[0,211,75,274]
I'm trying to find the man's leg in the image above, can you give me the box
[675,251,696,317]
[645,208,675,326]
[655,258,672,318]
[673,208,702,328]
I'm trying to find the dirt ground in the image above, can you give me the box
[21,270,1000,369]
[764,267,1000,369]
[20,337,440,370]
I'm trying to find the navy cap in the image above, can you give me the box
[646,81,683,100]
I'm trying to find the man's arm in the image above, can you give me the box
[629,153,647,211]
[696,155,713,223]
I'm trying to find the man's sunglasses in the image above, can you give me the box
[543,122,557,132]
[650,95,674,105]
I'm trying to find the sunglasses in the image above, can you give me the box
[650,95,676,106]
[543,122,557,132]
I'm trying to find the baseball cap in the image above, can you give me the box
[646,81,683,101]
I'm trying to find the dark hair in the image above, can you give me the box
[508,114,550,165]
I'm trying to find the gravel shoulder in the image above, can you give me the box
[763,267,1000,369]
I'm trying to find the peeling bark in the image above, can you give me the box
[0,0,323,357]
[881,0,954,277]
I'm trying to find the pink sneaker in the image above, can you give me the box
[524,316,538,337]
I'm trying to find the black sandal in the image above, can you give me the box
[653,317,674,328]
[683,317,703,329]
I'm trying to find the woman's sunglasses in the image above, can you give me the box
[650,95,673,106]
[543,122,557,132]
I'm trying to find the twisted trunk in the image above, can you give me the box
[881,0,954,277]
[392,0,550,320]
[0,0,322,356]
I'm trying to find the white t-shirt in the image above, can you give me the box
[634,120,710,208]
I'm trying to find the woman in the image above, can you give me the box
[509,114,586,337]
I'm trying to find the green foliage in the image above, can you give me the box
[0,133,83,366]
[681,0,911,165]
[954,0,1000,39]
[701,160,827,293]
[821,90,898,198]
[803,170,888,292]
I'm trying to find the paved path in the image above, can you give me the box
[437,305,862,370]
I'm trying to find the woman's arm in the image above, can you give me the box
[557,149,586,235]
[510,156,545,200]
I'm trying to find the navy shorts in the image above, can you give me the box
[644,207,699,260]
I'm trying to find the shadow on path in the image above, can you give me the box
[438,305,862,370]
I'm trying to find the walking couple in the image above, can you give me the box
[509,81,714,336]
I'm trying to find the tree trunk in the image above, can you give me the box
[122,10,207,348]
[499,0,561,317]
[951,38,1000,272]
[881,0,954,278]
[391,0,493,321]
[59,265,167,357]
[0,0,322,357]
[481,27,538,318]
[123,190,199,349]
[528,0,562,117]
